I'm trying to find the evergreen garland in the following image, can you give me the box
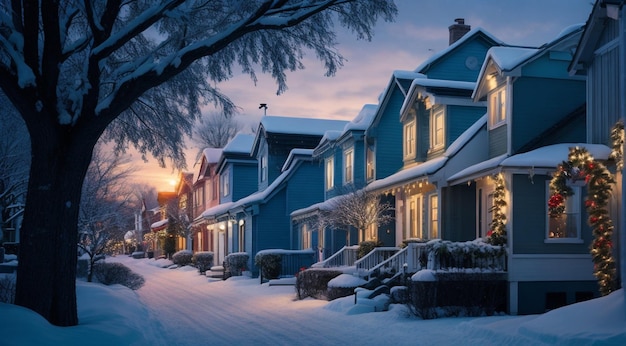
[487,173,507,246]
[548,146,617,296]
[610,120,624,171]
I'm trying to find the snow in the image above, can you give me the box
[484,47,540,72]
[342,104,378,132]
[327,273,367,288]
[412,269,437,282]
[223,133,254,154]
[259,115,348,136]
[150,218,168,229]
[202,147,223,163]
[2,255,624,345]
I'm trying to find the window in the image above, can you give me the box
[212,178,218,200]
[547,184,581,240]
[430,194,439,239]
[431,108,445,149]
[366,145,375,181]
[489,85,507,128]
[238,222,245,252]
[477,187,494,239]
[260,154,268,182]
[343,149,353,184]
[221,170,230,196]
[302,224,311,249]
[407,195,422,239]
[325,157,334,190]
[403,121,416,158]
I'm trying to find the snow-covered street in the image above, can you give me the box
[2,255,625,345]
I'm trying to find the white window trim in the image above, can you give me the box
[260,153,268,182]
[221,171,230,197]
[430,107,445,150]
[545,183,583,243]
[406,194,423,239]
[325,157,334,190]
[343,149,354,184]
[489,85,508,129]
[429,194,439,239]
[366,145,375,181]
[403,121,416,159]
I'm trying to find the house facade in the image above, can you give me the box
[190,148,222,252]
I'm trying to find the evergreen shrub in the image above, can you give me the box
[172,250,193,266]
[192,251,214,273]
[254,252,282,280]
[224,252,249,279]
[357,240,383,259]
[295,268,343,300]
[93,262,145,290]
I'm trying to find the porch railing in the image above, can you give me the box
[311,245,359,268]
[357,243,427,279]
[355,247,400,276]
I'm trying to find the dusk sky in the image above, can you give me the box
[135,0,595,192]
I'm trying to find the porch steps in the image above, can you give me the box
[206,265,224,279]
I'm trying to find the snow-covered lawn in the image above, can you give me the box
[1,255,624,345]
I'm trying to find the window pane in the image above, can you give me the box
[547,186,580,239]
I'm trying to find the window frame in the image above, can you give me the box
[260,153,268,182]
[489,85,507,129]
[221,170,230,197]
[366,145,375,181]
[546,183,583,243]
[325,156,334,191]
[430,107,445,150]
[343,148,354,185]
[429,194,439,239]
[403,120,416,159]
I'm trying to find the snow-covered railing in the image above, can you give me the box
[355,247,400,276]
[311,245,359,268]
[426,239,507,272]
[357,243,427,279]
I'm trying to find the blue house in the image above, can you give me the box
[569,0,625,287]
[445,24,605,314]
[218,116,347,273]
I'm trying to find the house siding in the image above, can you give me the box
[232,163,258,201]
[446,105,486,147]
[511,174,592,254]
[441,184,476,242]
[375,87,405,179]
[517,281,599,315]
[489,124,508,157]
[511,78,586,154]
[422,37,496,82]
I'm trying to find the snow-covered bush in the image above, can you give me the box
[0,274,15,303]
[92,262,145,290]
[172,250,193,266]
[192,251,214,273]
[254,252,281,280]
[425,239,506,271]
[327,274,367,301]
[224,252,249,279]
[295,268,343,300]
[131,251,144,259]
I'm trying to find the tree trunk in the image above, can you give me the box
[15,125,96,326]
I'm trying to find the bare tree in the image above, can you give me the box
[78,144,136,282]
[193,111,243,152]
[319,188,393,245]
[0,0,396,325]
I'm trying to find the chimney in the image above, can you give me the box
[449,18,471,45]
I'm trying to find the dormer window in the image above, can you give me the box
[343,149,354,184]
[260,154,268,182]
[489,85,507,128]
[430,107,445,150]
[325,157,334,190]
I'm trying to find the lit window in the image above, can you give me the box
[430,194,439,239]
[431,108,445,149]
[547,184,581,240]
[404,121,416,158]
[238,222,245,252]
[325,157,334,190]
[407,195,422,239]
[489,85,507,128]
[366,145,375,181]
[302,224,311,249]
[343,149,353,184]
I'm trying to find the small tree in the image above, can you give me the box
[193,112,242,154]
[319,189,393,245]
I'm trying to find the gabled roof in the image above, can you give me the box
[251,115,348,156]
[199,149,314,220]
[569,0,624,75]
[414,27,505,74]
[217,133,256,174]
[400,78,477,119]
[195,148,223,182]
[473,24,584,101]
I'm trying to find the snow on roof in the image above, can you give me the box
[202,148,223,163]
[484,47,540,72]
[319,130,343,144]
[223,133,254,154]
[393,70,425,81]
[199,202,235,220]
[545,23,585,47]
[366,114,486,192]
[501,143,612,168]
[414,27,504,73]
[400,78,478,116]
[343,104,378,132]
[260,115,348,136]
[150,219,168,229]
[281,148,313,171]
[448,143,612,184]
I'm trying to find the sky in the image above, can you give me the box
[135,0,596,193]
[1,255,624,345]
